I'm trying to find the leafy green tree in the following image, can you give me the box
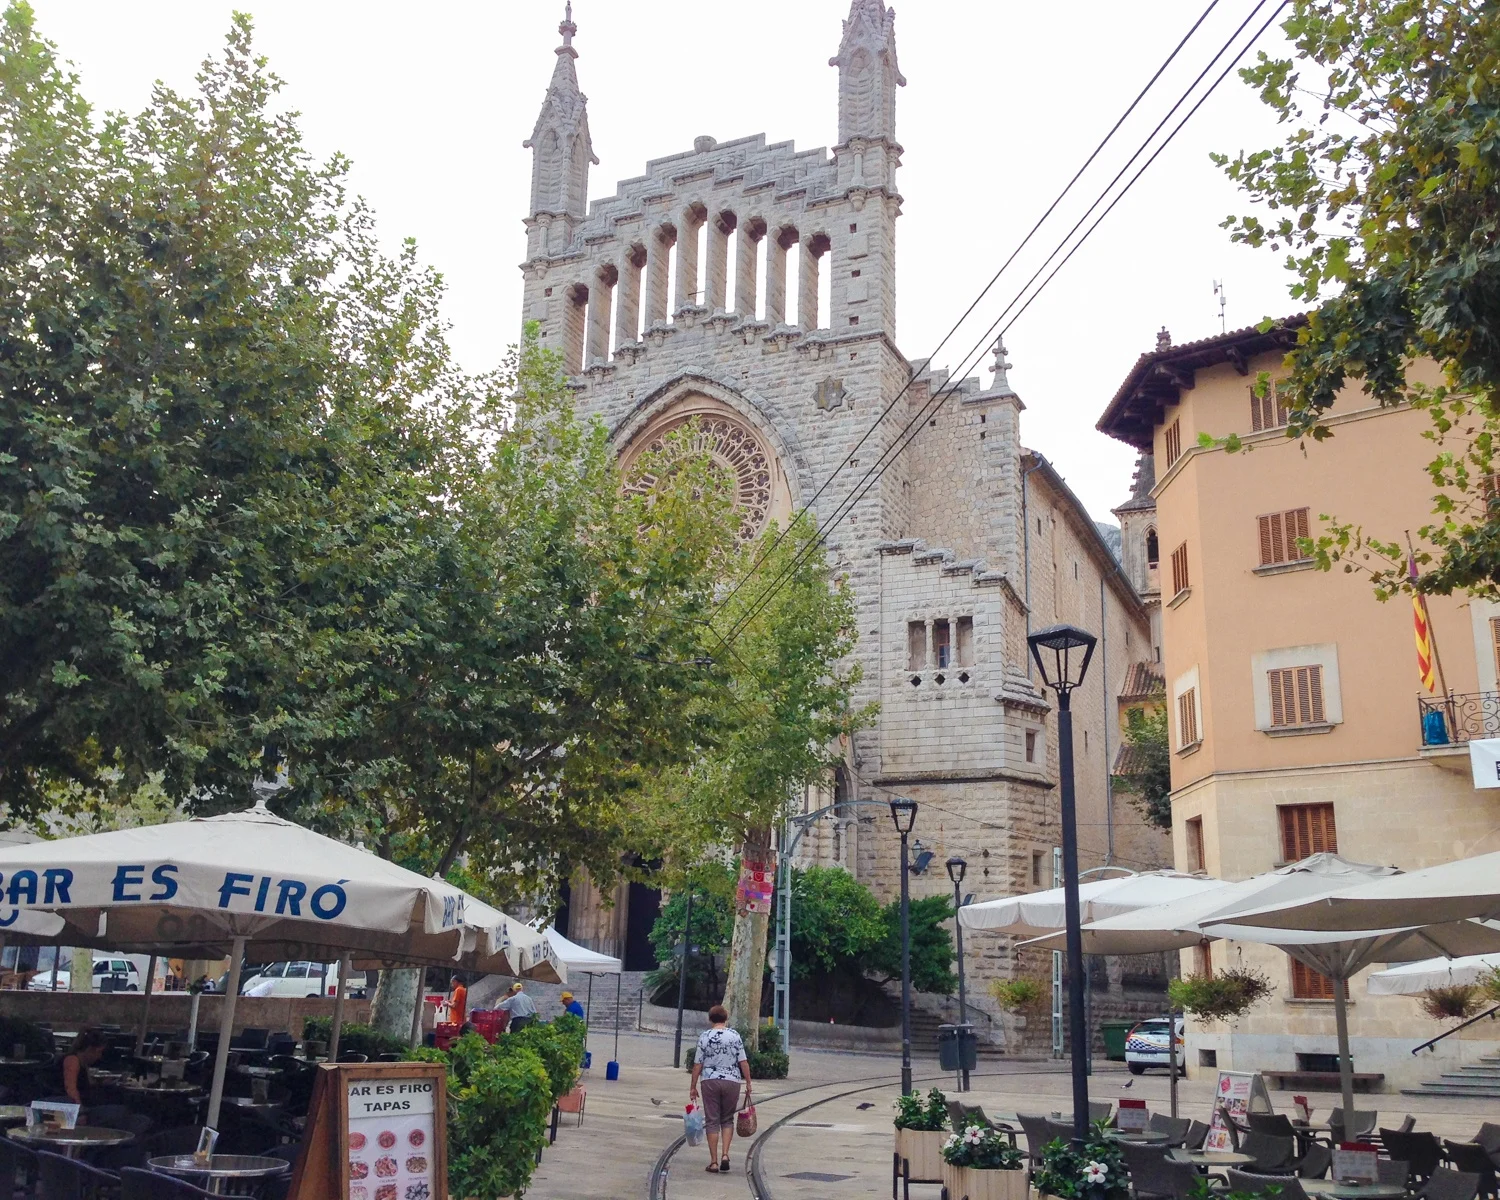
[647,862,736,1002]
[1215,0,1500,596]
[789,865,886,980]
[864,894,957,996]
[1113,705,1172,830]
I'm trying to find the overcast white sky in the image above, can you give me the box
[29,0,1304,522]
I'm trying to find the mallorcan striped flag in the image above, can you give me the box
[1411,556,1436,692]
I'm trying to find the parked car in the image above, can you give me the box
[1125,1015,1185,1075]
[240,961,368,999]
[27,956,141,992]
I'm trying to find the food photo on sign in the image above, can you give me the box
[736,859,775,914]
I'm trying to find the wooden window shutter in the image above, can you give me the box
[1280,803,1338,861]
[1290,957,1337,1000]
[1269,669,1288,726]
[1257,508,1311,567]
[1258,516,1275,566]
[1165,420,1182,467]
[1251,388,1265,433]
[1171,543,1190,596]
[1177,688,1198,748]
[1268,665,1324,725]
[1490,616,1500,680]
[1302,665,1325,723]
[1291,506,1310,550]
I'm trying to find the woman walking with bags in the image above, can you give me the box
[688,1004,752,1173]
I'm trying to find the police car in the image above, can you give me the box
[1124,1015,1184,1075]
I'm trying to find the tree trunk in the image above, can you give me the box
[722,828,773,1048]
[369,968,421,1041]
[70,947,92,993]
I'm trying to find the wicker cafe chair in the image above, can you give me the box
[1442,1143,1498,1200]
[1228,1169,1311,1200]
[1419,1169,1483,1200]
[1184,1120,1211,1151]
[36,1149,122,1200]
[1122,1140,1200,1200]
[1378,1159,1412,1189]
[119,1168,219,1200]
[1016,1113,1059,1169]
[1148,1114,1193,1147]
[1384,1129,1445,1184]
[1296,1143,1332,1180]
[1240,1130,1296,1174]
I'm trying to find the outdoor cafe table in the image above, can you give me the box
[1179,1150,1257,1172]
[149,1153,288,1196]
[8,1125,134,1159]
[1109,1130,1173,1144]
[1303,1181,1407,1200]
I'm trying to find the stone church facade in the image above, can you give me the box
[520,2,1170,1048]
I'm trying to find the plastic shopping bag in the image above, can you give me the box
[736,1100,758,1138]
[684,1103,706,1146]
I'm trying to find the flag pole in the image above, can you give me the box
[1407,533,1451,698]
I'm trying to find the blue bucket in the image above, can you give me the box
[583,1051,592,1070]
[605,1060,620,1081]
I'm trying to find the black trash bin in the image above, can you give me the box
[937,1023,978,1072]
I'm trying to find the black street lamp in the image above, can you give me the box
[672,882,695,1069]
[889,796,918,1096]
[946,855,969,1092]
[1027,622,1097,1145]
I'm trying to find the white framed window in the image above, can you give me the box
[1251,644,1342,733]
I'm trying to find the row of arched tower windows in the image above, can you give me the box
[556,208,834,373]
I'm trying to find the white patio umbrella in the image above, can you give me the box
[958,869,1222,936]
[0,800,522,1126]
[1022,854,1500,1123]
[1221,848,1500,933]
[1366,952,1500,996]
[543,927,621,1063]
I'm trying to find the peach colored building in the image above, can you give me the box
[1098,320,1500,1093]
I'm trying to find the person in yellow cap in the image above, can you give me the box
[560,990,585,1020]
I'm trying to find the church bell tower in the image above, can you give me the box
[523,4,597,260]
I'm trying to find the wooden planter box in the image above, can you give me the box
[940,1162,1029,1200]
[893,1128,947,1197]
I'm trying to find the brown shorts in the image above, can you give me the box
[700,1077,742,1133]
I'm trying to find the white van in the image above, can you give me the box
[27,956,141,992]
[241,961,367,999]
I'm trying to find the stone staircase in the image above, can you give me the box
[1402,1051,1500,1098]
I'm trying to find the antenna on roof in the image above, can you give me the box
[1213,279,1227,334]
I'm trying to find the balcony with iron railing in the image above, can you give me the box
[1418,691,1500,749]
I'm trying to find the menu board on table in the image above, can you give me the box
[1116,1098,1149,1132]
[1332,1143,1380,1184]
[1203,1071,1274,1152]
[289,1062,448,1200]
[346,1078,436,1200]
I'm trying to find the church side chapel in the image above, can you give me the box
[524,1,1170,1049]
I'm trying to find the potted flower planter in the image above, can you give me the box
[895,1127,947,1183]
[943,1165,1028,1200]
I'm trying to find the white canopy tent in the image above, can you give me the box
[1022,854,1500,1122]
[0,801,553,1126]
[1366,952,1500,996]
[544,927,622,1064]
[958,870,1222,936]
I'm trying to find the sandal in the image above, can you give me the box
[721,1157,731,1172]
[705,1163,719,1173]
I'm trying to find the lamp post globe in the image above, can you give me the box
[889,797,918,1096]
[1026,623,1096,1143]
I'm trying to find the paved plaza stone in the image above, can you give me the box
[527,1029,1500,1200]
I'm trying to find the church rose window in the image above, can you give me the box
[623,414,775,540]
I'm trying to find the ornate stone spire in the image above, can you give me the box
[990,337,1016,397]
[830,0,905,145]
[524,3,597,221]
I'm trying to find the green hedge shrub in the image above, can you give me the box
[508,1015,584,1102]
[299,1018,408,1061]
[410,1032,553,1200]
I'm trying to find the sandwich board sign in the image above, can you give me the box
[289,1061,449,1200]
[1203,1070,1274,1152]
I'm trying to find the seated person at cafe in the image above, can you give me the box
[497,982,539,1032]
[59,1030,109,1106]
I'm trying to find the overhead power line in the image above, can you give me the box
[700,0,1227,630]
[712,0,1288,654]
